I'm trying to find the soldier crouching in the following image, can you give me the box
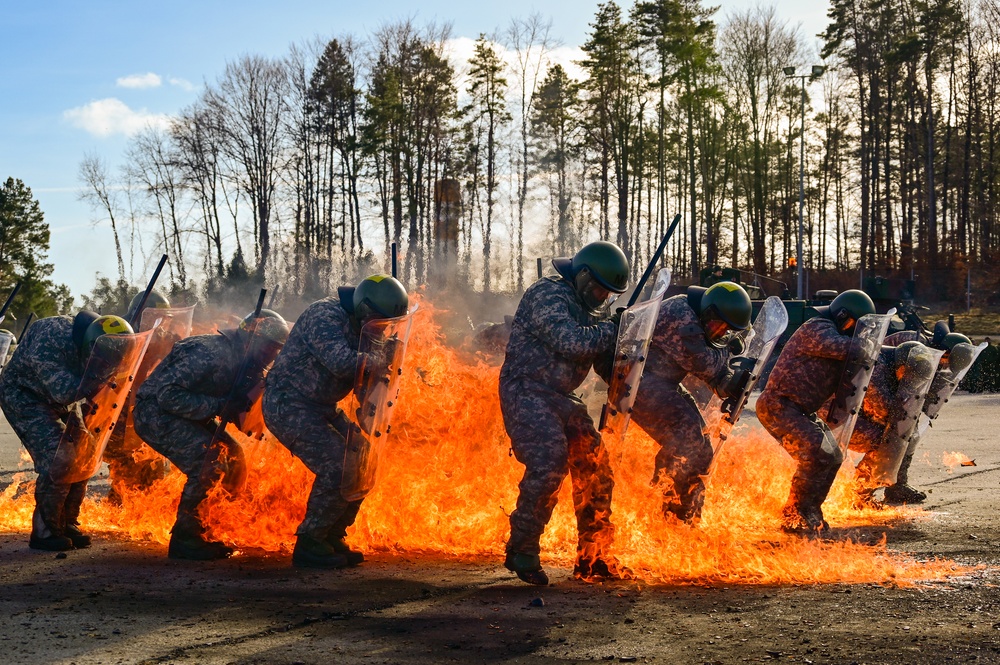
[263,275,409,570]
[132,310,288,560]
[501,241,629,586]
[631,282,752,523]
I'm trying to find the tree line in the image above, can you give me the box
[78,0,1000,305]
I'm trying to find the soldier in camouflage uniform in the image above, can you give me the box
[757,290,876,533]
[263,275,409,570]
[632,282,752,524]
[0,311,133,551]
[876,330,971,504]
[133,310,288,560]
[501,241,629,586]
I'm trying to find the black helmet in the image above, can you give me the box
[82,315,134,357]
[940,332,972,353]
[696,282,751,348]
[72,310,100,352]
[239,308,290,346]
[353,274,409,322]
[126,289,171,322]
[828,289,875,335]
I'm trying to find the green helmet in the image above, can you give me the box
[570,241,629,293]
[126,289,171,322]
[239,308,290,345]
[82,315,134,357]
[697,282,751,348]
[353,274,409,322]
[828,289,875,335]
[893,340,923,368]
[940,332,972,353]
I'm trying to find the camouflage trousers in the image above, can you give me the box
[0,384,88,536]
[849,416,888,487]
[631,378,713,522]
[132,396,245,536]
[756,392,843,512]
[500,379,615,560]
[262,391,362,542]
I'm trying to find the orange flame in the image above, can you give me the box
[942,451,976,470]
[0,296,970,585]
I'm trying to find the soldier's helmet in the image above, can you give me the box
[829,289,876,335]
[353,274,408,323]
[553,241,629,313]
[699,282,752,348]
[940,332,972,353]
[82,315,134,361]
[239,309,290,346]
[125,289,171,323]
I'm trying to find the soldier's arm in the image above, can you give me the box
[674,324,730,387]
[529,292,617,361]
[803,321,853,360]
[30,341,83,406]
[153,344,226,421]
[302,308,359,379]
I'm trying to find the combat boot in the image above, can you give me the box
[65,524,92,549]
[883,484,927,505]
[29,506,73,552]
[573,554,633,582]
[325,536,365,566]
[168,529,233,561]
[779,503,828,535]
[851,486,884,511]
[504,552,549,586]
[292,535,350,570]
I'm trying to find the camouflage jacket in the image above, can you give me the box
[858,350,895,426]
[135,330,244,422]
[265,296,360,406]
[644,294,730,388]
[0,316,83,406]
[762,316,852,414]
[500,276,617,395]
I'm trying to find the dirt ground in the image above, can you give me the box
[2,395,1000,665]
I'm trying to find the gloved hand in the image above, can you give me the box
[218,394,254,425]
[610,307,626,328]
[728,335,747,356]
[718,367,750,400]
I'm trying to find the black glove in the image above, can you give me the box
[610,307,626,327]
[728,335,747,356]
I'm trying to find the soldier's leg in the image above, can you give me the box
[757,393,843,531]
[884,434,927,504]
[0,389,75,550]
[264,395,357,568]
[634,385,714,522]
[848,417,888,508]
[63,480,91,548]
[497,384,569,585]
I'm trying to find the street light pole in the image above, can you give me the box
[783,65,825,300]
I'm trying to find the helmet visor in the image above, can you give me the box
[834,310,857,335]
[576,270,612,312]
[704,318,733,348]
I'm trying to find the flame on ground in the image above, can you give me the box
[0,296,970,585]
[943,451,976,470]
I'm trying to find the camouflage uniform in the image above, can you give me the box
[631,294,730,522]
[0,316,89,538]
[757,316,852,520]
[262,296,363,544]
[132,330,249,538]
[499,276,618,563]
[877,331,927,489]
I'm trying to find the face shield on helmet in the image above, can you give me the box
[352,274,409,324]
[565,241,629,315]
[126,290,171,323]
[828,290,876,336]
[239,309,289,370]
[574,268,614,313]
[698,282,752,349]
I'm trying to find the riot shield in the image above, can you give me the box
[598,269,671,440]
[49,329,154,484]
[132,306,195,401]
[863,345,943,486]
[341,306,417,501]
[717,296,789,441]
[916,341,988,438]
[823,311,894,455]
[0,330,14,372]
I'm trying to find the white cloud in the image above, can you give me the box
[63,98,172,137]
[116,72,162,89]
[168,77,195,91]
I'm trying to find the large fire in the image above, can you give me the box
[0,296,969,585]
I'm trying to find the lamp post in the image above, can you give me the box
[783,64,825,300]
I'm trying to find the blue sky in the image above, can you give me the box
[0,0,829,300]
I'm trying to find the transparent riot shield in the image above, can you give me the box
[598,269,672,440]
[0,330,14,373]
[823,311,894,455]
[49,329,154,484]
[916,341,988,439]
[863,345,943,486]
[341,306,417,501]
